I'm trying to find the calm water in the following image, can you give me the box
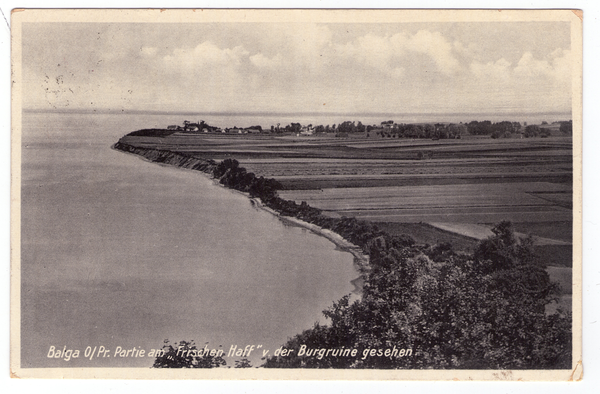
[20,112,358,368]
[24,109,571,130]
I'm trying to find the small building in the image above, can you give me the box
[299,125,314,136]
[183,120,203,132]
[381,120,394,130]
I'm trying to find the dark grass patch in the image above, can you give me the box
[372,222,479,253]
[374,223,572,269]
[534,245,573,268]
[546,266,572,295]
[278,175,573,190]
[125,129,178,137]
[511,221,573,243]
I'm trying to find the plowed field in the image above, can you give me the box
[120,132,573,269]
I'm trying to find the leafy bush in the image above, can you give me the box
[264,222,571,369]
[153,340,226,368]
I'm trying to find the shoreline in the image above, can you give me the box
[248,197,369,266]
[112,142,369,290]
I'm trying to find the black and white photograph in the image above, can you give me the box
[10,8,582,380]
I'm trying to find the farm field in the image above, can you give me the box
[119,131,573,272]
[119,132,572,163]
[278,182,571,243]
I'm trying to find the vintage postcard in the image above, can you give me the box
[10,9,582,380]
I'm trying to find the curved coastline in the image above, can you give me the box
[248,197,369,266]
[112,141,369,286]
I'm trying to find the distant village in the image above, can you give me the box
[166,119,572,139]
[167,120,263,135]
[167,120,318,136]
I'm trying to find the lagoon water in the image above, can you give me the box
[20,112,359,367]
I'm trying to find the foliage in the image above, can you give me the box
[491,130,514,139]
[152,340,226,368]
[369,123,465,140]
[524,125,541,138]
[235,358,253,368]
[182,120,219,133]
[284,123,302,134]
[467,120,521,136]
[559,120,573,134]
[212,158,283,198]
[246,125,263,132]
[264,222,571,369]
[336,121,366,134]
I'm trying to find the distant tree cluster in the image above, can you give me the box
[559,120,573,135]
[368,123,466,140]
[522,124,554,138]
[271,121,366,135]
[182,120,220,133]
[271,123,302,134]
[336,121,366,134]
[467,120,521,137]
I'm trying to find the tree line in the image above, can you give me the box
[368,123,466,140]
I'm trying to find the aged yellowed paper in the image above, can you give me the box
[11,8,582,380]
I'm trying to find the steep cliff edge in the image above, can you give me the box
[112,141,216,173]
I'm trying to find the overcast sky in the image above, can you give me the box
[21,21,572,115]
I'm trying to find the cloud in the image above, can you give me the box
[21,23,572,115]
[249,52,283,69]
[464,49,572,113]
[549,49,573,83]
[452,40,470,56]
[470,58,512,79]
[514,49,572,84]
[332,30,462,79]
[469,50,571,87]
[403,30,461,74]
[153,28,464,96]
[162,41,249,71]
[514,52,553,77]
